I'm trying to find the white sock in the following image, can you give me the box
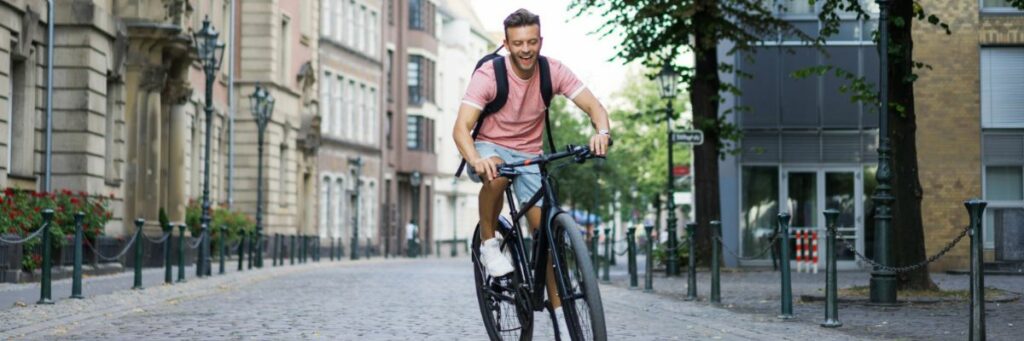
[555,306,569,333]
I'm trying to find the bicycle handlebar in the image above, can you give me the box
[496,144,605,177]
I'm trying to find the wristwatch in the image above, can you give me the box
[597,129,610,136]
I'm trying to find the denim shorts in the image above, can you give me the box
[468,141,544,207]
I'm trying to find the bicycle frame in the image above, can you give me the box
[498,156,577,312]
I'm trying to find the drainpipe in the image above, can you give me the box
[226,0,236,208]
[43,0,55,192]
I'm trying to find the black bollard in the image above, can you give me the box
[711,220,721,304]
[163,222,173,284]
[643,223,654,293]
[247,231,254,269]
[778,213,794,319]
[132,219,145,290]
[330,237,335,261]
[237,231,245,271]
[70,212,86,299]
[37,209,55,304]
[218,225,226,275]
[272,234,279,267]
[290,234,296,265]
[821,209,842,328]
[627,227,637,289]
[177,224,187,283]
[966,199,987,341]
[685,222,697,301]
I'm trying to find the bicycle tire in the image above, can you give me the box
[551,213,607,341]
[473,223,534,341]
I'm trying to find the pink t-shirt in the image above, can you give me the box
[462,56,586,154]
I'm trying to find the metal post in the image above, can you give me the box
[255,120,267,269]
[685,222,697,301]
[591,228,599,277]
[665,98,679,277]
[869,0,897,305]
[70,212,85,299]
[966,199,987,341]
[272,233,279,266]
[290,235,296,265]
[627,227,638,289]
[237,231,245,271]
[821,209,842,328]
[164,222,173,283]
[219,225,226,274]
[132,219,145,289]
[610,199,618,266]
[37,209,54,304]
[177,224,187,283]
[330,236,335,261]
[711,220,721,304]
[778,213,794,319]
[602,228,611,282]
[247,231,254,269]
[643,224,654,293]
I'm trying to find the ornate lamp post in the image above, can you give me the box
[192,16,226,277]
[655,62,680,277]
[410,171,422,258]
[349,156,364,260]
[870,0,897,304]
[249,84,275,269]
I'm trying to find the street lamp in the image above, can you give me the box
[655,61,680,277]
[192,16,226,277]
[410,171,422,258]
[870,0,897,304]
[349,156,364,260]
[249,84,274,268]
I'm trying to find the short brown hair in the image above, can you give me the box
[503,9,540,33]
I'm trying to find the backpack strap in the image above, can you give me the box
[455,56,509,177]
[538,56,556,154]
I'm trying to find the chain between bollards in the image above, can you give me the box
[627,227,638,289]
[70,212,85,299]
[778,213,794,319]
[710,220,721,304]
[685,222,697,301]
[132,219,145,290]
[643,224,654,293]
[821,209,842,328]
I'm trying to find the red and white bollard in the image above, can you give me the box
[794,229,819,273]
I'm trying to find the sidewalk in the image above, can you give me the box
[604,254,1023,340]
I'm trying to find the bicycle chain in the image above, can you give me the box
[837,224,971,273]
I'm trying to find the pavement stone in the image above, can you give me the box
[0,256,871,340]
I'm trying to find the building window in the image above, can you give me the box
[981,47,1024,128]
[335,0,344,40]
[360,84,369,143]
[407,115,422,150]
[740,166,778,259]
[407,55,434,106]
[8,50,35,177]
[987,166,1023,201]
[357,5,366,52]
[347,0,356,45]
[321,176,331,235]
[335,178,345,237]
[386,50,394,102]
[335,76,345,136]
[280,16,291,84]
[370,12,379,56]
[369,88,377,145]
[982,0,1023,11]
[348,80,357,140]
[409,0,424,30]
[321,71,332,135]
[386,111,394,149]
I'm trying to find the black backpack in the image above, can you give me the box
[455,46,556,177]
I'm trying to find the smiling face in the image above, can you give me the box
[504,24,542,78]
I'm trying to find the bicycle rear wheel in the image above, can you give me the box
[473,223,534,341]
[551,214,607,341]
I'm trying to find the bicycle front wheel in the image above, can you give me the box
[552,214,607,341]
[472,224,534,341]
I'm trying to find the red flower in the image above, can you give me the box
[78,191,88,197]
[70,197,80,205]
[105,212,112,219]
[33,207,40,212]
[4,188,14,196]
[61,189,72,195]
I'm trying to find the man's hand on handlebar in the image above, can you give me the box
[589,133,611,157]
[471,157,501,182]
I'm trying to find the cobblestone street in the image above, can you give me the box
[1,257,867,340]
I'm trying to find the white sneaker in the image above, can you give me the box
[555,306,571,340]
[479,238,514,277]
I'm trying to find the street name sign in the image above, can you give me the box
[671,130,704,145]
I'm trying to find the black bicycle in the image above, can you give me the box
[472,144,607,341]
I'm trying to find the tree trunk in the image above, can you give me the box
[691,0,722,265]
[887,0,937,291]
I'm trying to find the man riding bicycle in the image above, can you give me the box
[452,8,611,339]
